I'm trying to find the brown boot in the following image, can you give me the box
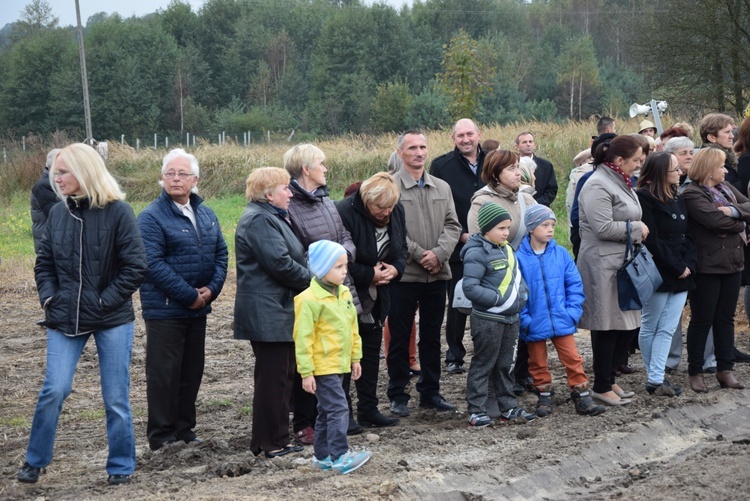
[716,370,745,389]
[689,374,708,393]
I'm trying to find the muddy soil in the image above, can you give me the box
[1,265,749,500]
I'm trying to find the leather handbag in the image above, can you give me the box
[617,220,663,311]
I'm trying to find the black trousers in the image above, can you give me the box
[590,329,637,393]
[343,321,383,417]
[292,372,317,432]
[250,341,295,455]
[445,261,469,365]
[687,272,741,376]
[387,280,447,404]
[145,317,206,450]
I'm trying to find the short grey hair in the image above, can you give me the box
[46,148,60,169]
[397,129,426,149]
[663,136,695,153]
[160,148,199,194]
[162,148,200,177]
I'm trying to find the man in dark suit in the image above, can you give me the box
[430,119,486,374]
[515,131,558,207]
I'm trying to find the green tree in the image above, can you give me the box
[12,0,58,40]
[556,36,600,119]
[435,29,491,122]
[371,80,412,133]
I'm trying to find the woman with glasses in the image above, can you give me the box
[18,143,147,485]
[635,152,696,397]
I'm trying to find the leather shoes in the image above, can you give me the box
[717,370,745,389]
[733,348,750,363]
[358,411,399,428]
[689,374,708,393]
[347,415,364,436]
[390,401,409,417]
[419,394,457,411]
[265,444,303,459]
[612,385,635,399]
[591,392,631,406]
[617,364,637,375]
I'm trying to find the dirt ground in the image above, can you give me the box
[1,266,749,500]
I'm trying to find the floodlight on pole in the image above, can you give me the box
[629,100,668,135]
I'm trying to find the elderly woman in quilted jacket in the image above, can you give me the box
[283,144,361,441]
[137,149,228,451]
[18,144,147,486]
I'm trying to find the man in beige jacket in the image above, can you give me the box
[387,130,461,417]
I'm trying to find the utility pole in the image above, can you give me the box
[75,0,93,144]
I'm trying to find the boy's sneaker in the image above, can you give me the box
[500,407,536,423]
[17,462,41,483]
[107,474,131,486]
[331,450,371,474]
[312,455,333,471]
[468,413,493,427]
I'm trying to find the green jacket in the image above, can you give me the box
[293,279,361,378]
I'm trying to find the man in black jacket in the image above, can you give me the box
[430,119,486,374]
[515,131,558,207]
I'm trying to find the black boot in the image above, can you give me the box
[571,384,606,416]
[347,411,363,435]
[534,385,554,417]
[357,411,399,428]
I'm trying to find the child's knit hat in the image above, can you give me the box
[477,202,511,234]
[308,240,347,279]
[524,204,556,232]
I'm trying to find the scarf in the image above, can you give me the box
[703,142,738,170]
[604,162,633,189]
[704,183,737,207]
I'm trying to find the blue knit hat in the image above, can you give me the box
[308,240,347,279]
[524,204,556,232]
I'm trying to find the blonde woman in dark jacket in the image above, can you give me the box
[18,144,147,486]
[682,148,750,392]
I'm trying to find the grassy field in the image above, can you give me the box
[1,117,681,268]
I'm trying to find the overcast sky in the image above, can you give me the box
[2,0,413,29]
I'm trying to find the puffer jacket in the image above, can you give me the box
[137,190,228,319]
[293,279,361,378]
[460,233,528,323]
[287,180,360,311]
[35,197,148,335]
[30,168,60,253]
[234,201,311,343]
[517,236,584,342]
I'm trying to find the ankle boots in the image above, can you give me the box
[716,370,745,389]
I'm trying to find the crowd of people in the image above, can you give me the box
[16,112,750,484]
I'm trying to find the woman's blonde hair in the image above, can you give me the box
[518,156,536,185]
[283,143,325,179]
[245,167,290,202]
[360,172,400,208]
[690,148,726,186]
[51,143,125,208]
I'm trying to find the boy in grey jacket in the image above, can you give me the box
[461,202,534,427]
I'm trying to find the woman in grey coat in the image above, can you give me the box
[577,135,648,406]
[234,167,310,458]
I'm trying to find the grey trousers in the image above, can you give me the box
[666,314,716,371]
[466,314,519,415]
[313,374,349,462]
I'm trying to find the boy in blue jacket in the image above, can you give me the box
[517,205,605,417]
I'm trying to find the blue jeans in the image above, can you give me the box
[640,291,687,385]
[25,324,136,475]
[313,374,349,462]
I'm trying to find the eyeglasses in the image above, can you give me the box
[163,172,195,179]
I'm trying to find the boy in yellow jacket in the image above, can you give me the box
[294,240,371,474]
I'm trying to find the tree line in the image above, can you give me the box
[1,0,748,142]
